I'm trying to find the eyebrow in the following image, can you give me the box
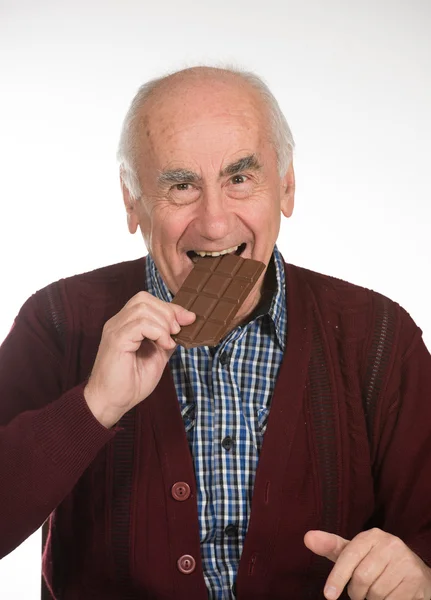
[157,169,203,186]
[220,154,261,177]
[157,154,261,187]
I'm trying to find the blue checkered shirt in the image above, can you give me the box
[145,246,287,599]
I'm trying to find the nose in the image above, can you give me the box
[193,188,234,242]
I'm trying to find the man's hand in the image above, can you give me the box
[304,528,431,600]
[84,291,195,428]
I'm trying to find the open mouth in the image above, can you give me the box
[186,243,247,262]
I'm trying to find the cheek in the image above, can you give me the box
[240,194,280,231]
[149,209,191,249]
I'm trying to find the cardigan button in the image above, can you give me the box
[177,554,196,574]
[171,482,191,501]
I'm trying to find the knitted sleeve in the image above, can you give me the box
[0,286,115,559]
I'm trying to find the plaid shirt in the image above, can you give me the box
[146,246,287,599]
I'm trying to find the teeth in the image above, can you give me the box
[195,245,239,257]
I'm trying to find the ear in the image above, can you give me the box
[280,161,295,218]
[120,170,139,234]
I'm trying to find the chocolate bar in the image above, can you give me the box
[171,254,266,348]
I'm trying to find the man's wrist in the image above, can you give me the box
[84,385,125,429]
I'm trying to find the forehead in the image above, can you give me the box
[136,79,271,168]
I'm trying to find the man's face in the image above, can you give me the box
[123,77,294,320]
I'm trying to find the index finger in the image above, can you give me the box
[125,291,194,319]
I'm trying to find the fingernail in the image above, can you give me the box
[324,586,338,600]
[172,321,181,334]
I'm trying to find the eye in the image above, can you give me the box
[168,181,200,205]
[174,183,191,191]
[231,174,248,185]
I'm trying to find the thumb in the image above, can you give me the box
[304,530,350,563]
[170,302,196,326]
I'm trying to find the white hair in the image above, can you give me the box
[117,66,295,200]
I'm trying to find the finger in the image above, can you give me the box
[121,297,195,335]
[304,531,350,563]
[123,292,195,326]
[346,553,391,600]
[364,564,404,600]
[174,305,197,326]
[323,537,376,600]
[123,291,157,311]
[143,297,196,328]
[104,307,175,347]
[383,579,418,600]
[116,304,177,337]
[120,317,177,352]
[137,302,195,334]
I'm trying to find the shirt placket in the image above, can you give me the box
[210,330,245,598]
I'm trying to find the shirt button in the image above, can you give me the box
[224,524,238,537]
[221,436,234,451]
[219,351,229,365]
[171,482,191,501]
[177,554,196,574]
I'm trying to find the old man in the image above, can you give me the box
[1,66,431,599]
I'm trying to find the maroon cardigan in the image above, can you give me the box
[1,257,431,599]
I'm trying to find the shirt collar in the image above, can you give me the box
[145,255,173,304]
[266,245,287,350]
[145,245,287,351]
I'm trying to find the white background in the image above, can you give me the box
[0,0,430,597]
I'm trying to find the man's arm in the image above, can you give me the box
[0,291,115,559]
[0,283,196,559]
